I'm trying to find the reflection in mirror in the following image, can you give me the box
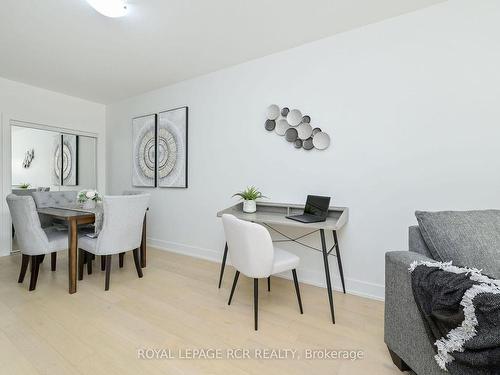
[11,125,97,192]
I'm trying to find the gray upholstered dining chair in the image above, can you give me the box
[6,194,68,291]
[78,194,150,290]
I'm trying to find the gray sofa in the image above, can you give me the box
[385,226,443,374]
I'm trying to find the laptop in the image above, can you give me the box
[286,195,331,223]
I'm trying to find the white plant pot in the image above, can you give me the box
[82,200,96,210]
[243,200,256,213]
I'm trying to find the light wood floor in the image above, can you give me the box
[0,247,400,375]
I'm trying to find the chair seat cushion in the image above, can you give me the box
[79,235,97,253]
[44,228,69,253]
[272,247,300,275]
[416,210,500,279]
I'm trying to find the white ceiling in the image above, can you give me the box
[0,0,446,104]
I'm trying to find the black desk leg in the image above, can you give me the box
[320,229,335,324]
[333,230,346,294]
[218,242,228,288]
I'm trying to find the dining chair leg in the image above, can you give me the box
[87,252,93,275]
[51,252,57,271]
[132,249,143,278]
[40,254,45,264]
[29,255,42,291]
[228,271,240,305]
[267,276,271,292]
[292,269,303,314]
[104,255,112,291]
[18,254,30,283]
[119,252,125,268]
[101,256,106,271]
[254,278,259,330]
[78,249,85,281]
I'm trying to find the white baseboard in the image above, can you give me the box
[147,237,385,301]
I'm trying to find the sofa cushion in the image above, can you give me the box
[415,210,500,279]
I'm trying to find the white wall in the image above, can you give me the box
[0,77,106,255]
[106,0,500,300]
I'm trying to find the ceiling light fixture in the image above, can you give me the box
[86,0,128,18]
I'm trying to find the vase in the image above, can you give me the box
[243,200,256,213]
[82,200,96,210]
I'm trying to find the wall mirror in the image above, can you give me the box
[11,123,97,193]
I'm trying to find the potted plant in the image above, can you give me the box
[233,186,267,213]
[78,190,102,210]
[19,183,30,189]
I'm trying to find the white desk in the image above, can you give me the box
[217,201,349,324]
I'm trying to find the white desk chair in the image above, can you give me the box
[222,214,303,330]
[78,194,150,290]
[6,194,68,291]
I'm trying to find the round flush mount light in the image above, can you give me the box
[86,0,128,18]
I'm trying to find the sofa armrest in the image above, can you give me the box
[385,251,443,375]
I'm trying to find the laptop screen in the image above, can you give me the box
[303,195,331,218]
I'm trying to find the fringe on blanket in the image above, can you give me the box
[409,260,500,371]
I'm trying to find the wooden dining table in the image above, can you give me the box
[37,207,147,294]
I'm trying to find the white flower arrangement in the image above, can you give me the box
[78,190,101,203]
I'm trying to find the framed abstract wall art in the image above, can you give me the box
[132,114,157,187]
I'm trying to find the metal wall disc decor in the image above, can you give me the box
[265,119,275,131]
[275,119,289,136]
[297,123,312,140]
[287,109,302,126]
[303,137,314,150]
[312,131,330,150]
[267,104,280,120]
[263,104,331,151]
[285,128,298,142]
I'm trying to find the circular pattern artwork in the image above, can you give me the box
[312,132,330,150]
[287,109,302,126]
[264,105,331,151]
[267,104,280,120]
[285,128,298,142]
[265,119,276,131]
[54,143,73,181]
[297,123,312,140]
[137,129,156,180]
[157,127,177,178]
[275,119,289,136]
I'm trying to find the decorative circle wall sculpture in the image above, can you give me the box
[287,109,302,126]
[285,128,298,142]
[275,119,289,136]
[265,119,276,131]
[297,123,312,140]
[267,104,280,120]
[312,131,330,150]
[264,105,331,151]
[303,137,314,150]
